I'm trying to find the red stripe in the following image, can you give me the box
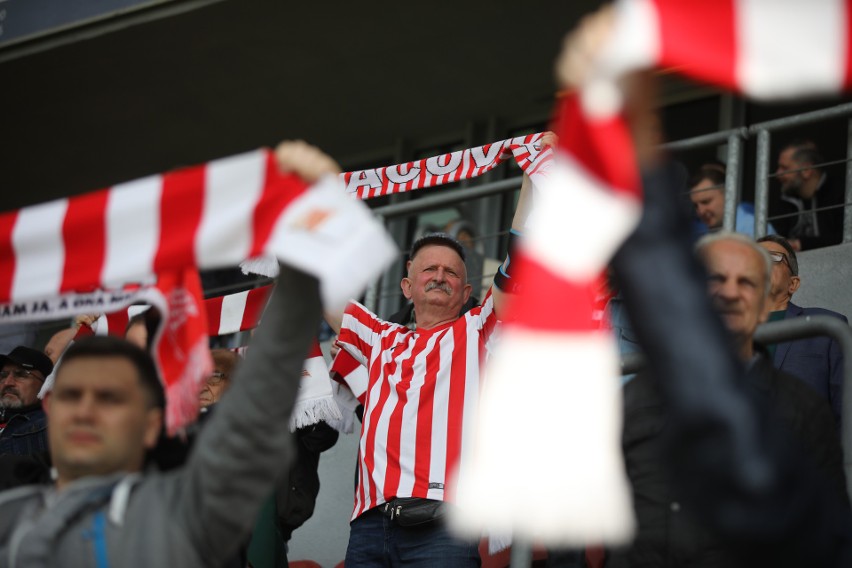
[845,0,852,88]
[411,334,439,496]
[241,285,273,331]
[556,94,641,199]
[105,311,130,337]
[330,349,360,382]
[363,355,394,507]
[60,189,109,293]
[307,340,323,359]
[654,0,739,91]
[154,167,206,272]
[444,323,467,488]
[74,323,95,340]
[205,295,224,336]
[381,335,428,498]
[247,152,309,258]
[505,252,597,332]
[354,447,367,517]
[0,211,19,301]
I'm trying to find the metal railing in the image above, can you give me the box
[751,103,852,241]
[368,102,852,311]
[622,315,852,502]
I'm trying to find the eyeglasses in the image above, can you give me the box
[0,368,44,383]
[768,251,792,271]
[206,371,228,385]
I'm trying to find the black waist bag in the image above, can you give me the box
[385,497,446,527]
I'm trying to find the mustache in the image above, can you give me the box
[0,386,20,398]
[425,281,452,295]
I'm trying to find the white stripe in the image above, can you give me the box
[11,199,68,300]
[426,333,453,500]
[196,150,266,268]
[95,314,109,336]
[451,330,635,544]
[101,176,162,288]
[395,332,440,497]
[606,0,660,74]
[737,0,846,97]
[218,290,249,335]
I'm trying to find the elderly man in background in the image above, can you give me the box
[757,234,848,425]
[0,346,53,457]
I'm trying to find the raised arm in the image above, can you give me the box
[491,132,555,318]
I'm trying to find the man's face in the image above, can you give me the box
[401,244,472,318]
[776,147,805,195]
[46,356,162,483]
[690,179,726,229]
[757,240,800,304]
[0,363,45,409]
[703,240,769,344]
[198,350,234,408]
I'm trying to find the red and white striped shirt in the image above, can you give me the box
[338,293,498,520]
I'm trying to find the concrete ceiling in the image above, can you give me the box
[1,0,600,211]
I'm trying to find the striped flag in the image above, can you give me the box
[205,284,272,336]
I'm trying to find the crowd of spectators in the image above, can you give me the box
[2,14,852,568]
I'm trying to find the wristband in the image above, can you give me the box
[494,229,521,293]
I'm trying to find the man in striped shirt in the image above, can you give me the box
[327,154,542,566]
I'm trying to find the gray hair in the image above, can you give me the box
[695,231,772,297]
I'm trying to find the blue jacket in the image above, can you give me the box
[773,302,847,424]
[0,405,47,457]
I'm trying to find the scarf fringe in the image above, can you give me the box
[289,396,343,432]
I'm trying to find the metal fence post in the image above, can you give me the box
[754,129,772,239]
[845,118,852,243]
[723,132,743,232]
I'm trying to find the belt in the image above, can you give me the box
[379,497,445,527]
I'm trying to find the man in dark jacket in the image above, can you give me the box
[771,140,845,251]
[609,231,847,568]
[0,346,53,457]
[757,234,847,425]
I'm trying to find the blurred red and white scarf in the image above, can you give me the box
[0,150,395,432]
[453,0,852,547]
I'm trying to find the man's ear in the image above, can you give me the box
[789,275,801,295]
[462,283,473,305]
[143,407,164,450]
[42,391,51,415]
[401,277,413,300]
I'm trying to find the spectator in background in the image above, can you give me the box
[773,140,845,251]
[757,234,847,425]
[690,162,776,238]
[0,346,53,456]
[198,348,238,410]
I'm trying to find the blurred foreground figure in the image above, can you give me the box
[0,145,335,567]
[611,160,852,567]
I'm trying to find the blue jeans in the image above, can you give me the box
[345,507,481,567]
